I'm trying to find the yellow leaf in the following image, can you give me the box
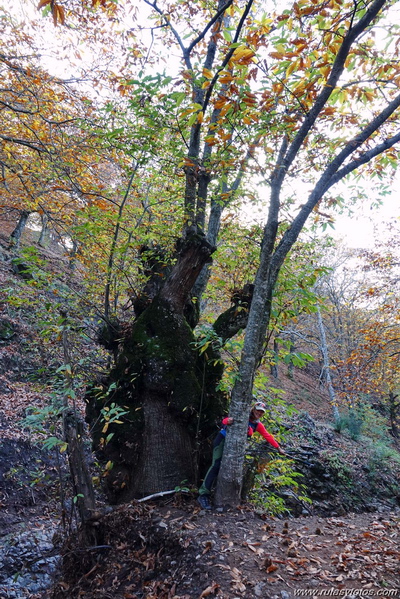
[197,111,204,123]
[56,4,65,25]
[202,68,213,79]
[219,71,233,84]
[272,82,284,94]
[52,4,62,26]
[219,102,233,116]
[219,131,231,142]
[232,46,255,63]
[269,51,285,59]
[102,422,109,433]
[293,82,306,96]
[286,61,298,77]
[320,66,331,79]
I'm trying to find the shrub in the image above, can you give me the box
[334,402,389,442]
[320,450,353,486]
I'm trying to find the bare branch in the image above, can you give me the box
[0,134,49,153]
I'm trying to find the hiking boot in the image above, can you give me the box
[197,495,212,510]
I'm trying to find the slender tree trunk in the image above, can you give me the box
[288,335,295,379]
[270,337,279,379]
[38,213,48,247]
[9,210,30,248]
[105,162,139,319]
[317,306,340,423]
[389,393,399,439]
[214,171,282,507]
[63,410,96,522]
[62,320,95,523]
[68,239,79,271]
[215,269,278,507]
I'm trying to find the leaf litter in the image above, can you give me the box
[45,497,399,599]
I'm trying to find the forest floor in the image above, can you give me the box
[5,491,394,599]
[1,439,399,599]
[45,494,400,599]
[0,222,400,598]
[1,382,399,599]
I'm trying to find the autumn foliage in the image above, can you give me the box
[3,0,400,505]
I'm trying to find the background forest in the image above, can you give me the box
[1,0,400,596]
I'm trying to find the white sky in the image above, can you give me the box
[332,176,400,249]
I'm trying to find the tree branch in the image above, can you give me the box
[186,0,235,56]
[0,134,49,153]
[271,0,388,188]
[201,0,255,116]
[272,92,400,274]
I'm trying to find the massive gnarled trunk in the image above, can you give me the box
[86,232,218,501]
[86,230,255,502]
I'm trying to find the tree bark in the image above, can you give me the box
[62,322,96,523]
[215,0,394,508]
[160,230,215,312]
[132,394,194,495]
[9,210,30,248]
[63,409,96,522]
[86,232,222,501]
[317,306,340,423]
[212,284,254,343]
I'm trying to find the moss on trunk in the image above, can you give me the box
[86,296,226,502]
[86,229,253,502]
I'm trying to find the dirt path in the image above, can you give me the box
[48,498,400,599]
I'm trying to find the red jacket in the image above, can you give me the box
[221,417,280,449]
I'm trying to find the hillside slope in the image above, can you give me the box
[1,224,400,598]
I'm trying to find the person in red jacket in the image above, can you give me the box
[198,401,285,510]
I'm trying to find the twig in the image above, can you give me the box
[137,489,189,502]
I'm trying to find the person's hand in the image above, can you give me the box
[226,417,234,425]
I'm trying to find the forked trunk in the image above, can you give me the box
[87,231,221,502]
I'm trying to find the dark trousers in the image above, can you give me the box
[198,432,225,496]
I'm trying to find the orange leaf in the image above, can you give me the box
[267,564,279,573]
[269,51,285,59]
[200,582,220,597]
[56,4,65,25]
